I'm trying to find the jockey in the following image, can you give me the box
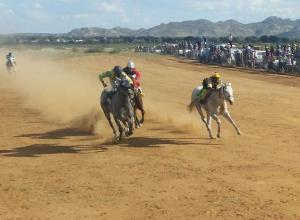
[210,73,222,89]
[123,60,144,96]
[198,73,222,102]
[99,65,133,90]
[198,77,210,102]
[6,52,16,63]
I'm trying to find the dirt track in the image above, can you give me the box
[0,50,299,220]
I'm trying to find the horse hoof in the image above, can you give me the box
[113,137,120,144]
[238,131,242,136]
[210,136,216,140]
[217,135,221,138]
[127,131,133,136]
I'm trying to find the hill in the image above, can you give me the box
[67,16,300,38]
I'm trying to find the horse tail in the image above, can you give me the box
[187,100,195,112]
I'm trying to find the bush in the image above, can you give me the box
[84,47,104,53]
[109,48,122,54]
[72,47,79,52]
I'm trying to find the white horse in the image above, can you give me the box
[188,83,241,139]
[6,57,16,75]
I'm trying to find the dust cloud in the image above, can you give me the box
[0,52,108,135]
[0,50,202,138]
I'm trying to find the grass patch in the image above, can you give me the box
[109,48,122,54]
[84,47,105,53]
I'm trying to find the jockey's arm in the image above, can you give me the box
[99,71,113,87]
[132,69,141,80]
[131,74,136,80]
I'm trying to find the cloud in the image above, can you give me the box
[0,2,14,16]
[97,0,123,13]
[33,2,43,9]
[96,0,130,24]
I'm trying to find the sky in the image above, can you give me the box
[0,0,300,33]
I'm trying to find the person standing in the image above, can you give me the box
[228,33,233,48]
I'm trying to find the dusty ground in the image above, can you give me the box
[0,50,299,220]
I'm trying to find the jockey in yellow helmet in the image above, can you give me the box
[198,72,222,103]
[210,73,221,89]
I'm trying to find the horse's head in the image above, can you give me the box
[222,83,234,105]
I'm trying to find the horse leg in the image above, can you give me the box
[104,112,117,138]
[195,103,210,131]
[139,107,145,125]
[223,110,241,135]
[136,94,145,125]
[211,114,221,138]
[7,65,11,76]
[126,102,135,136]
[113,116,123,142]
[127,117,134,136]
[134,107,141,128]
[206,113,215,139]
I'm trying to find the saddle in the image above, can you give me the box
[199,88,214,104]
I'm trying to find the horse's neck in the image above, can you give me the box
[207,89,224,105]
[117,90,130,107]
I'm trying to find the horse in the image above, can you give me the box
[133,90,145,128]
[188,83,241,139]
[100,79,135,142]
[6,57,16,75]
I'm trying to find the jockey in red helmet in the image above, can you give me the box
[123,61,144,96]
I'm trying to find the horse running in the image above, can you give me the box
[100,80,135,142]
[188,83,241,139]
[6,57,16,75]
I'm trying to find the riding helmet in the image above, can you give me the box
[127,61,134,68]
[113,65,123,76]
[213,73,220,78]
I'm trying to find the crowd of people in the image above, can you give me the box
[135,36,300,74]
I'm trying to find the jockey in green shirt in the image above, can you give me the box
[198,73,222,102]
[99,65,133,89]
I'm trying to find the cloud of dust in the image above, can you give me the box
[143,98,202,133]
[0,53,110,137]
[0,51,204,139]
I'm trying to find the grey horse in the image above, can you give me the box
[188,83,241,139]
[100,79,135,142]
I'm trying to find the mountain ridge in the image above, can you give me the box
[66,16,300,38]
